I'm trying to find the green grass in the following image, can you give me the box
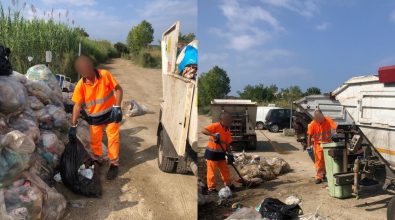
[0,4,117,81]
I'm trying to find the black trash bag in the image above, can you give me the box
[59,139,102,197]
[0,45,12,76]
[259,198,302,220]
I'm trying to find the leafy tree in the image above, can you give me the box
[198,66,231,107]
[279,86,304,101]
[114,42,129,55]
[75,27,89,37]
[127,20,154,55]
[304,87,321,96]
[237,84,278,103]
[179,33,195,44]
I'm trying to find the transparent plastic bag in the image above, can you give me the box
[0,130,35,154]
[0,76,28,115]
[225,207,262,220]
[28,96,44,110]
[35,105,69,131]
[0,147,29,187]
[126,100,148,117]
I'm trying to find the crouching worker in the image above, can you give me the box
[307,109,337,184]
[202,111,235,194]
[69,55,123,180]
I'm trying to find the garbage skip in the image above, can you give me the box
[322,142,352,199]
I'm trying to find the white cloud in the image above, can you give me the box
[315,22,330,31]
[220,0,283,31]
[262,0,320,17]
[212,0,284,51]
[200,52,229,63]
[41,0,96,6]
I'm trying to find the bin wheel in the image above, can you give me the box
[387,196,395,220]
[157,129,176,173]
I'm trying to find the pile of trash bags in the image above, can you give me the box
[0,64,80,219]
[235,152,291,185]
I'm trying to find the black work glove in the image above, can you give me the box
[226,153,235,165]
[214,133,220,144]
[68,126,77,143]
[111,106,122,123]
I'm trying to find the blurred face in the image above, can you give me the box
[314,111,325,123]
[221,113,233,127]
[74,56,95,78]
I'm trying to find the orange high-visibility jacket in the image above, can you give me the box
[307,116,337,144]
[72,69,118,125]
[205,122,232,152]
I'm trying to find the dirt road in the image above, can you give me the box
[198,115,390,220]
[61,59,196,220]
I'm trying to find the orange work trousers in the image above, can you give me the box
[206,159,231,190]
[90,122,120,165]
[313,143,325,180]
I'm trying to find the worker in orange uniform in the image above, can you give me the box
[202,111,235,193]
[306,109,337,184]
[68,55,123,180]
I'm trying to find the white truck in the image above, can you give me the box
[211,99,257,150]
[55,74,72,92]
[156,22,198,175]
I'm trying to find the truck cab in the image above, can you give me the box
[157,21,198,175]
[55,74,72,92]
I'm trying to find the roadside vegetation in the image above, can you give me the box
[0,2,117,81]
[124,20,195,68]
[198,66,321,114]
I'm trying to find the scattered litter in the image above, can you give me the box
[231,202,243,210]
[299,213,328,220]
[54,173,62,183]
[225,207,262,220]
[218,186,232,200]
[125,100,148,117]
[258,197,302,220]
[78,164,94,180]
[285,195,302,206]
[69,199,87,209]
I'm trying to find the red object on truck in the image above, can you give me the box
[378,65,395,83]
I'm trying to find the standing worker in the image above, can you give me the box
[306,109,337,184]
[69,55,123,180]
[202,112,235,193]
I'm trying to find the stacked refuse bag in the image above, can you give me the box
[0,64,72,220]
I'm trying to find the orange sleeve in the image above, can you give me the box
[205,123,218,133]
[104,70,118,90]
[307,122,314,135]
[71,80,84,104]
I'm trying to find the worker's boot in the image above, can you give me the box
[315,179,323,184]
[107,164,119,180]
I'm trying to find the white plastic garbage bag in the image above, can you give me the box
[8,117,40,143]
[218,186,232,200]
[126,100,148,117]
[26,64,63,100]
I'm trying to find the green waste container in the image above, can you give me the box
[322,142,352,199]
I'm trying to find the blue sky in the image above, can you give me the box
[2,0,196,43]
[198,0,395,95]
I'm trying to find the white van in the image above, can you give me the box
[256,105,280,130]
